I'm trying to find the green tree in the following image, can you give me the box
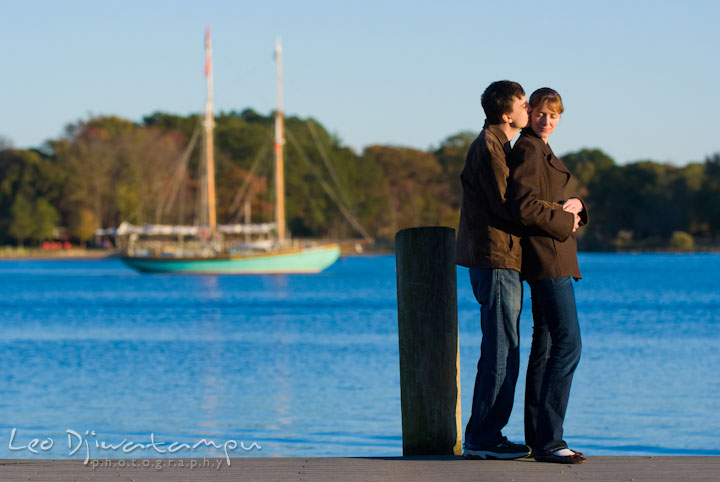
[562,148,615,187]
[143,111,200,140]
[699,153,720,237]
[0,149,64,245]
[8,194,34,246]
[574,156,704,248]
[7,195,58,246]
[31,198,60,241]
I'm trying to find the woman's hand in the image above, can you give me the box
[562,198,583,214]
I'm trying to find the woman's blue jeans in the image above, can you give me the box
[525,277,582,454]
[464,268,523,447]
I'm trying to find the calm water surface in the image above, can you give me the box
[0,253,718,459]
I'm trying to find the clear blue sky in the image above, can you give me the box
[3,0,718,165]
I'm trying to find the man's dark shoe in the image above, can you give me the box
[463,437,531,460]
[534,450,586,464]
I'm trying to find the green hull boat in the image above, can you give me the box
[120,244,341,274]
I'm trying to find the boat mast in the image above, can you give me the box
[204,26,217,232]
[274,38,286,243]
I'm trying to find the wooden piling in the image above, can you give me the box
[395,226,461,456]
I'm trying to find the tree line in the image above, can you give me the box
[0,111,718,250]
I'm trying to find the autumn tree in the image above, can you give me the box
[434,131,475,208]
[54,116,187,230]
[362,145,454,239]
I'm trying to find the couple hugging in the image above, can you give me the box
[456,81,588,464]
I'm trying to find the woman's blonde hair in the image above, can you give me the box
[529,87,564,114]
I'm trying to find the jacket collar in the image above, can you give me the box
[520,126,548,152]
[520,127,571,175]
[484,121,512,155]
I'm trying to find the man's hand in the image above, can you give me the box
[572,213,581,232]
[562,198,583,214]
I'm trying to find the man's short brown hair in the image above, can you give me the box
[481,80,525,124]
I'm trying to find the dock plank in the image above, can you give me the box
[0,456,718,481]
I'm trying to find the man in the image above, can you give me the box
[456,80,531,460]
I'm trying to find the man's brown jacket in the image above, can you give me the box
[456,123,524,271]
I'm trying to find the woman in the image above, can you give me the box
[509,88,588,464]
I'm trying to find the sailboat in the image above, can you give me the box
[111,30,340,274]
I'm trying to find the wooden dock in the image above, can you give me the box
[1,456,718,481]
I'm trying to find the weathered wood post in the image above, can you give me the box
[395,226,461,456]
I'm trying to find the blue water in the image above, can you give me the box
[0,254,718,460]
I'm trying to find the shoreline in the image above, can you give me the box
[0,247,719,261]
[0,248,114,261]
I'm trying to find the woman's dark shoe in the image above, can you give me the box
[534,450,586,464]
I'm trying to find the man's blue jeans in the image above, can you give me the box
[524,277,582,454]
[464,268,523,447]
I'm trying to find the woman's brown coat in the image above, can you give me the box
[508,128,588,281]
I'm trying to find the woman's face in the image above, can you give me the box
[530,101,561,142]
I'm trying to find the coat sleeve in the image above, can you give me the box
[578,198,589,226]
[509,141,575,241]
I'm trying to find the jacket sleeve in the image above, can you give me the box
[578,199,589,226]
[509,141,575,241]
[474,136,518,225]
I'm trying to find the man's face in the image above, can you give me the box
[530,101,561,141]
[508,95,529,129]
